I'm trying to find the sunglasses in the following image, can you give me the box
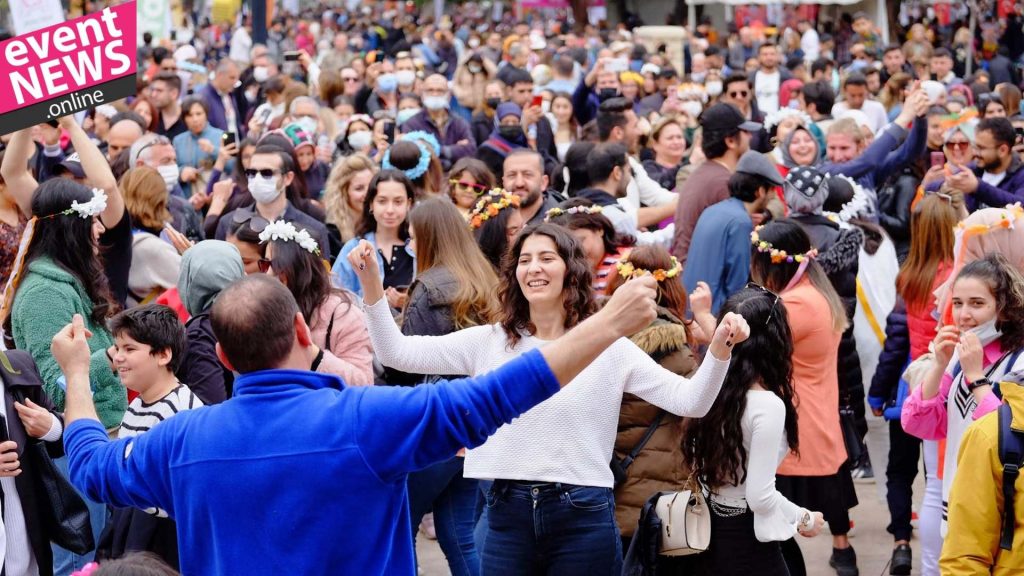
[231,210,270,234]
[745,282,781,326]
[244,168,280,179]
[944,141,970,151]
[257,257,274,274]
[449,179,489,194]
[728,90,749,98]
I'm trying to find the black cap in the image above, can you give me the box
[52,152,85,179]
[699,103,762,133]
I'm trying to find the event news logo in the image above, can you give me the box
[0,2,137,135]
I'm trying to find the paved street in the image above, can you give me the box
[418,416,927,576]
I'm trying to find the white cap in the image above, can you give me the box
[530,34,547,51]
[641,63,661,76]
[174,44,198,63]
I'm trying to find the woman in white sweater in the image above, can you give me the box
[347,222,749,576]
[685,285,825,575]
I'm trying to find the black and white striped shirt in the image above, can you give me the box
[118,384,203,439]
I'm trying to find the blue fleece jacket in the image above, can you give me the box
[65,349,558,575]
[682,197,752,314]
[820,116,928,191]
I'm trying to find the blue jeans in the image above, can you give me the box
[407,457,480,576]
[481,481,622,576]
[52,456,107,575]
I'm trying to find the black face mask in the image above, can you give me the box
[486,97,501,110]
[598,88,621,102]
[499,125,524,141]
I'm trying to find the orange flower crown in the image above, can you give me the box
[469,188,521,230]
[615,256,681,282]
[751,226,818,264]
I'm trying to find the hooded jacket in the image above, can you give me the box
[175,241,245,404]
[942,376,1024,575]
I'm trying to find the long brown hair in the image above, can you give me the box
[750,219,848,333]
[607,245,694,347]
[896,194,957,312]
[498,224,596,347]
[407,198,499,328]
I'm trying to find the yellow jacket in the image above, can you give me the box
[941,382,1024,575]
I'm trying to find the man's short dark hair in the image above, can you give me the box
[979,117,1016,150]
[504,67,534,88]
[586,143,629,184]
[844,73,867,89]
[927,105,949,118]
[932,48,953,60]
[863,68,880,79]
[802,81,835,114]
[810,58,833,77]
[705,45,722,58]
[758,42,777,54]
[597,97,633,142]
[723,73,751,92]
[884,44,903,56]
[109,304,187,373]
[211,276,300,373]
[151,72,182,94]
[110,111,148,133]
[702,128,736,160]
[728,172,773,203]
[554,54,575,77]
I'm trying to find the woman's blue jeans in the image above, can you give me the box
[480,480,622,576]
[407,457,480,576]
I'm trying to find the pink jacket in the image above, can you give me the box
[309,293,374,386]
[901,340,1004,440]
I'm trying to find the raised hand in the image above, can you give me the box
[708,311,751,361]
[51,314,93,381]
[598,276,659,338]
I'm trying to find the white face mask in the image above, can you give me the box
[970,318,1003,347]
[397,108,421,124]
[295,117,318,136]
[680,100,703,118]
[248,175,283,204]
[157,164,179,191]
[468,37,481,48]
[347,131,373,150]
[395,70,416,86]
[705,81,723,97]
[253,66,269,83]
[423,95,449,111]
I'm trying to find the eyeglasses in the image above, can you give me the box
[231,210,270,234]
[449,179,489,194]
[745,282,782,326]
[944,141,970,151]
[134,135,172,160]
[728,90,749,98]
[244,168,281,179]
[257,257,274,274]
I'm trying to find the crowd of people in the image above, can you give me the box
[2,1,1024,575]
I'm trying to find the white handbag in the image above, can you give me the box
[654,476,711,556]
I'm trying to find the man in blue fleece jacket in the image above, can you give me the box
[55,274,660,575]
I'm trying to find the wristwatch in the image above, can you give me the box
[968,377,993,392]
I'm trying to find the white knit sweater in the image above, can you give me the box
[364,299,730,487]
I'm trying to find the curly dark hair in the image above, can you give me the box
[684,286,799,490]
[955,253,1024,353]
[498,223,596,348]
[24,178,117,324]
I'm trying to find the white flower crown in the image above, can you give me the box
[258,220,321,256]
[824,174,871,224]
[764,108,813,132]
[65,188,108,219]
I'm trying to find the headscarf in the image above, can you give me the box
[784,166,831,215]
[177,240,245,317]
[780,126,821,169]
[935,204,1024,324]
[779,78,805,109]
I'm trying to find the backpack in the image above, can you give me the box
[998,402,1023,550]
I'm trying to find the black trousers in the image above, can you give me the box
[886,418,921,542]
[697,508,789,576]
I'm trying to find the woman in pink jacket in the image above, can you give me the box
[258,219,375,385]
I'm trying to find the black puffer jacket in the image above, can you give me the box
[876,168,919,263]
[868,298,910,408]
[793,215,866,428]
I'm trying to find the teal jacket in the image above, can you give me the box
[12,257,127,429]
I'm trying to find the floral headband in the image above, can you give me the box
[750,226,819,264]
[43,188,108,220]
[616,256,681,282]
[544,205,603,221]
[469,189,520,230]
[401,131,441,156]
[258,220,321,256]
[824,175,870,224]
[764,107,813,132]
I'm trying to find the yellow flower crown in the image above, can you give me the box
[615,256,682,282]
[751,226,819,265]
[469,188,521,230]
[544,205,603,221]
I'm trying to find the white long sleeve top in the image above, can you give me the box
[713,390,808,542]
[364,299,729,487]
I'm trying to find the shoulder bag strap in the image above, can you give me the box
[619,411,667,471]
[999,402,1024,550]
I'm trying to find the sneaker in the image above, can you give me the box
[851,463,874,484]
[890,544,912,575]
[830,546,859,576]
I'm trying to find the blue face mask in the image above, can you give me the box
[397,108,421,124]
[377,73,397,93]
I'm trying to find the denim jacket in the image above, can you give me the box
[332,232,416,297]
